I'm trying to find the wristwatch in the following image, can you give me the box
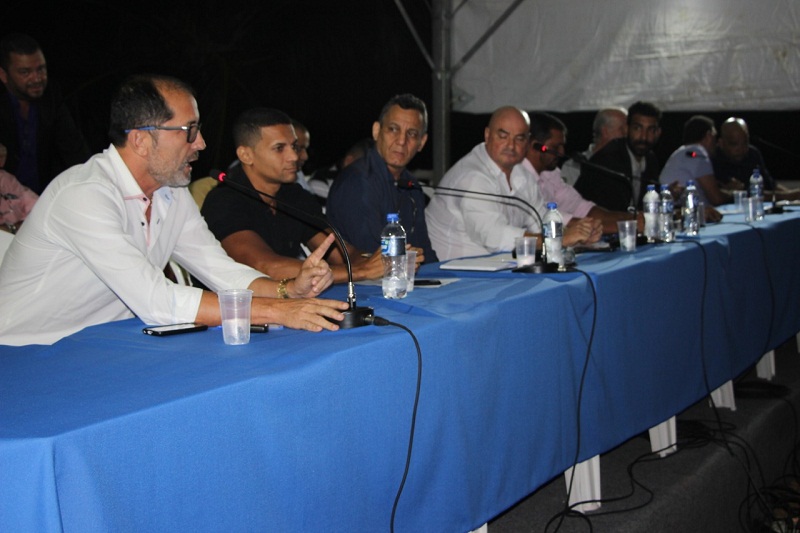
[277,278,292,299]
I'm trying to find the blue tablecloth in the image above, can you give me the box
[2,210,799,532]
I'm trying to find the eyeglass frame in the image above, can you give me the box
[124,123,202,143]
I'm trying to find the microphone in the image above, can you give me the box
[533,143,569,163]
[211,170,374,329]
[685,150,699,158]
[532,142,549,153]
[432,185,560,273]
[751,135,800,160]
[396,179,420,191]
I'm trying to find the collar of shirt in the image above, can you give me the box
[475,143,528,194]
[626,145,646,178]
[366,146,415,188]
[109,145,174,245]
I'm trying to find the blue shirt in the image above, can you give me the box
[327,147,438,263]
[8,93,39,191]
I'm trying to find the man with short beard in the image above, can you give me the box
[575,101,663,212]
[0,74,348,346]
[0,33,90,194]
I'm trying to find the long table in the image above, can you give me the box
[2,210,799,532]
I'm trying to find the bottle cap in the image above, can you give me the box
[386,213,399,222]
[546,202,557,209]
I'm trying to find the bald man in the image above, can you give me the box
[426,106,598,261]
[713,118,774,190]
[713,117,800,202]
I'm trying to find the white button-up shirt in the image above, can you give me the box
[0,145,263,345]
[426,143,547,261]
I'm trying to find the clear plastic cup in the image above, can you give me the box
[616,220,637,252]
[515,236,538,266]
[733,190,747,213]
[218,289,253,345]
[405,250,417,292]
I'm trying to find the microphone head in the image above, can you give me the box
[532,142,549,153]
[210,169,226,182]
[396,179,418,190]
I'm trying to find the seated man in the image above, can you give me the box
[327,94,437,263]
[560,106,627,186]
[661,115,727,205]
[524,111,633,235]
[713,117,800,202]
[0,142,38,233]
[425,106,600,261]
[0,74,347,346]
[202,107,384,284]
[659,115,724,221]
[575,101,663,212]
[289,119,315,194]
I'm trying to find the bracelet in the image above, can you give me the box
[277,278,292,299]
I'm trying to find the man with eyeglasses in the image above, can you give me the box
[0,33,90,194]
[327,93,435,265]
[575,101,664,212]
[425,106,597,261]
[0,74,348,346]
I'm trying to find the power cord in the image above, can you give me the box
[549,235,774,530]
[364,315,422,533]
[717,220,776,357]
[545,267,598,533]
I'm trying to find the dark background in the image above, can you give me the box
[6,1,799,182]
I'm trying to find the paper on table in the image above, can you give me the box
[439,253,516,272]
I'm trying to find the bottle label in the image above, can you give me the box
[543,221,563,239]
[381,236,406,256]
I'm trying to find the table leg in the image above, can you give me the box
[756,350,776,381]
[648,416,677,458]
[709,380,736,411]
[564,455,602,513]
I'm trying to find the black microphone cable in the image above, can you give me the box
[714,220,777,358]
[211,170,374,328]
[431,184,562,270]
[675,236,774,522]
[544,267,598,533]
[364,315,422,533]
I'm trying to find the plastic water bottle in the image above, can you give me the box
[542,202,565,269]
[381,213,407,299]
[749,168,764,220]
[682,180,700,236]
[659,185,674,242]
[642,184,660,242]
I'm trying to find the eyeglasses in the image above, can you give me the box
[124,123,202,143]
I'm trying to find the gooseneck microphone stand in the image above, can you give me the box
[213,171,374,328]
[431,185,563,273]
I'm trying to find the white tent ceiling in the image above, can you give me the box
[451,0,800,113]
